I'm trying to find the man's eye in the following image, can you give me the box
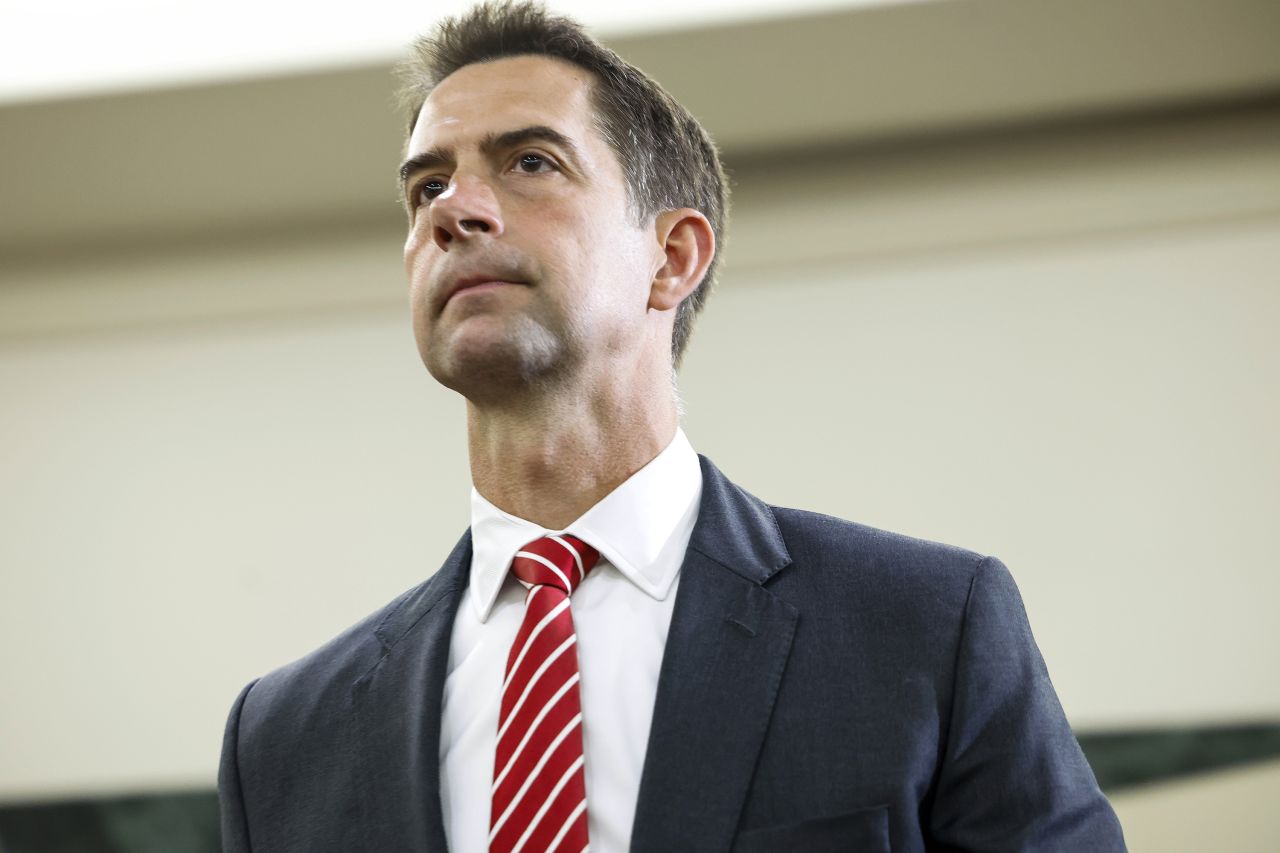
[417,179,447,204]
[514,153,554,174]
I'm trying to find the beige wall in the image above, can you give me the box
[1111,759,1280,850]
[3,102,1278,810]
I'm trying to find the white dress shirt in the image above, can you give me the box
[439,428,703,853]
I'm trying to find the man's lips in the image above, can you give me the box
[452,280,518,298]
[438,276,527,312]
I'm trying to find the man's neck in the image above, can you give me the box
[467,384,678,530]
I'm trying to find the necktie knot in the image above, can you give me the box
[510,535,599,596]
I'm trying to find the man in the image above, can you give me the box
[218,2,1126,851]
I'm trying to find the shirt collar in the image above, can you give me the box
[467,427,702,622]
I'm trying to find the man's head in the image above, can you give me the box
[396,1,727,399]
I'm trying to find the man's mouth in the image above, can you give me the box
[439,275,528,313]
[452,280,519,297]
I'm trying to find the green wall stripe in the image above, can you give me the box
[1,723,1277,852]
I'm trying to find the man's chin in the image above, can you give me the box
[423,323,565,402]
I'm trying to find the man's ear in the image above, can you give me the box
[649,208,715,312]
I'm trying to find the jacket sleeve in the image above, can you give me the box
[218,679,260,853]
[927,557,1127,851]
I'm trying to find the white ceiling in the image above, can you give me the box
[0,0,917,105]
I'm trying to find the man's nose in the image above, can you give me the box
[430,176,503,251]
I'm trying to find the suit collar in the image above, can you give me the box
[351,530,471,852]
[686,453,792,585]
[630,455,799,852]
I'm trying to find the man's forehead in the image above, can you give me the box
[411,55,597,150]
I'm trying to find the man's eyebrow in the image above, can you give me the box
[397,125,580,189]
[398,148,452,189]
[480,125,579,163]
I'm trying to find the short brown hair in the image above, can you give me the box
[396,0,728,367]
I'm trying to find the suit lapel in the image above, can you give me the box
[350,531,471,853]
[630,457,799,853]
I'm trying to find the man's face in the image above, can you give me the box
[401,55,660,402]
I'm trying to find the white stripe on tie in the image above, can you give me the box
[516,549,572,591]
[493,671,580,791]
[489,712,583,842]
[510,754,586,853]
[502,598,571,694]
[549,535,586,583]
[497,635,576,745]
[544,798,589,853]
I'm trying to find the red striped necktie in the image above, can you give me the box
[490,534,600,853]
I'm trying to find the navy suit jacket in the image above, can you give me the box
[219,456,1126,851]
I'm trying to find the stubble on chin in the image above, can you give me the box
[423,312,568,403]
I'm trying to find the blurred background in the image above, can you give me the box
[2,0,1278,850]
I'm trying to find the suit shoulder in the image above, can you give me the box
[769,504,997,603]
[771,503,989,568]
[765,505,1023,688]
